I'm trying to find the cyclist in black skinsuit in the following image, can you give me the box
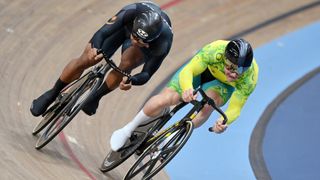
[30,2,173,116]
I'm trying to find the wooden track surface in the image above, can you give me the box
[0,0,319,179]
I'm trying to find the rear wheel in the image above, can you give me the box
[100,129,149,172]
[100,115,167,172]
[124,120,193,180]
[35,76,101,149]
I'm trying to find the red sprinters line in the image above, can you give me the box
[161,0,183,10]
[59,132,96,180]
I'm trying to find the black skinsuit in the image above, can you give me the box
[90,2,173,85]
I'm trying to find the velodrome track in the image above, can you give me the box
[0,0,319,179]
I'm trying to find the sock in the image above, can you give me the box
[110,109,153,151]
[122,109,153,136]
[93,82,112,100]
[52,78,68,96]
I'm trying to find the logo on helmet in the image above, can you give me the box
[137,28,149,39]
[229,47,239,58]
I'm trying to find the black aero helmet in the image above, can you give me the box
[132,10,163,43]
[225,39,253,70]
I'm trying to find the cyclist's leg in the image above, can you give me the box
[82,29,135,115]
[110,87,180,151]
[109,67,185,151]
[105,42,144,90]
[138,65,190,119]
[143,88,181,116]
[192,80,234,128]
[60,43,104,83]
[81,36,145,115]
[30,43,102,117]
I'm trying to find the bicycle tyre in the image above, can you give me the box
[124,120,194,180]
[32,103,60,135]
[35,75,102,149]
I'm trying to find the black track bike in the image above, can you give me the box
[32,50,131,149]
[100,87,227,180]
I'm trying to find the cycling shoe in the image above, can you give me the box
[81,96,100,116]
[30,89,57,117]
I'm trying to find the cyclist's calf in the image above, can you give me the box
[192,104,214,128]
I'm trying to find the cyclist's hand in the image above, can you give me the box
[182,88,197,102]
[119,77,131,91]
[94,48,103,61]
[212,118,228,134]
[88,46,103,61]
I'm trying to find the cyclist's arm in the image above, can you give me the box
[91,6,136,49]
[225,75,258,124]
[223,90,248,125]
[223,65,258,124]
[130,38,172,85]
[130,55,166,86]
[179,46,213,91]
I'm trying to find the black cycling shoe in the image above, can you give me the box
[30,89,58,117]
[81,96,100,116]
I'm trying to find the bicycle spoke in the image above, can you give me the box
[160,145,178,155]
[44,117,60,138]
[162,128,183,148]
[129,159,153,178]
[69,78,98,113]
[144,155,161,177]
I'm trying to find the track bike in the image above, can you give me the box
[32,50,131,149]
[100,87,227,180]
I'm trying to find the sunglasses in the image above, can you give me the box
[225,58,249,75]
[225,59,239,73]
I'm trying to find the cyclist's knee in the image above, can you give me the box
[77,44,102,68]
[155,91,179,107]
[148,94,168,109]
[201,104,213,116]
[161,88,180,105]
[205,90,224,107]
[105,70,123,90]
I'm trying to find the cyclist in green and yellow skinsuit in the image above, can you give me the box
[110,38,259,151]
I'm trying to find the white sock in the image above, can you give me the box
[122,109,152,133]
[110,109,152,151]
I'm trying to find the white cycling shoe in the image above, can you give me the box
[110,107,171,151]
[110,128,131,151]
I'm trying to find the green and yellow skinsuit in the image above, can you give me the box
[167,40,259,124]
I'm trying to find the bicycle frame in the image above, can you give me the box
[56,51,131,109]
[34,50,132,149]
[141,86,228,149]
[124,87,228,179]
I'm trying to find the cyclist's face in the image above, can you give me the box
[131,34,149,48]
[225,59,239,81]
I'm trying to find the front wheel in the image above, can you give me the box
[124,120,193,180]
[32,102,60,135]
[35,76,101,149]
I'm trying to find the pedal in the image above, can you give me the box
[57,92,68,102]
